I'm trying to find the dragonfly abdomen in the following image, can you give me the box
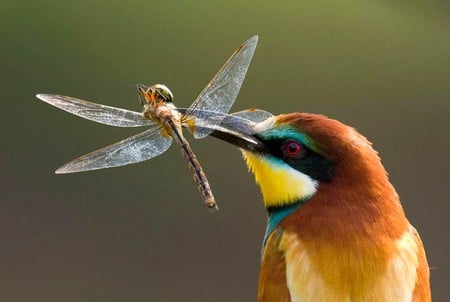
[165,120,218,211]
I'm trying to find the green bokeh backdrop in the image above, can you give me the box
[1,0,449,300]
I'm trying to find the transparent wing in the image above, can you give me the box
[179,108,273,137]
[37,94,153,127]
[55,125,172,174]
[187,35,259,138]
[229,109,273,123]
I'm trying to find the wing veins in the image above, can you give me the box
[56,125,172,173]
[36,94,153,127]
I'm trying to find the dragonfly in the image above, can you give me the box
[37,35,273,212]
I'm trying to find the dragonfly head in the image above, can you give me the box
[136,84,174,106]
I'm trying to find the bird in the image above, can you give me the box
[211,112,431,301]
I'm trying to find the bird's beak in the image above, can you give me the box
[210,126,264,152]
[176,109,269,153]
[206,117,267,153]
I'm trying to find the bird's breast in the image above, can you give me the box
[271,226,419,302]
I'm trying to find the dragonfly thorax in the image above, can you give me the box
[142,99,181,126]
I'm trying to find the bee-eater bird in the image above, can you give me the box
[211,112,431,302]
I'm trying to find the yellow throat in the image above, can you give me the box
[242,151,317,208]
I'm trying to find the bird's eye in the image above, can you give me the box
[282,140,304,158]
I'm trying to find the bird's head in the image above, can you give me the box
[212,112,390,210]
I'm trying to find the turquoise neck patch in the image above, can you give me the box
[263,199,307,248]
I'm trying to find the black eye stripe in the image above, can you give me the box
[257,137,335,182]
[261,138,306,158]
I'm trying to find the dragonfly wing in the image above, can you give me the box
[188,35,259,138]
[217,109,274,136]
[56,126,172,174]
[229,109,273,123]
[179,108,273,137]
[37,94,152,127]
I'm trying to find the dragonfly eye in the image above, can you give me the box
[157,90,172,102]
[152,84,174,103]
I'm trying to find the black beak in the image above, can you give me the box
[177,108,269,154]
[198,114,267,153]
[209,127,264,153]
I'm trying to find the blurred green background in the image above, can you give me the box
[1,0,449,301]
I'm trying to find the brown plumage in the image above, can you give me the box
[249,113,430,301]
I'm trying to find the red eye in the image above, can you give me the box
[282,141,303,158]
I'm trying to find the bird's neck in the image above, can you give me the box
[263,200,306,247]
[242,148,409,245]
[242,150,321,247]
[276,177,411,299]
[281,160,409,244]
